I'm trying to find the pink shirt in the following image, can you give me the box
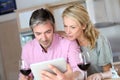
[22,33,82,71]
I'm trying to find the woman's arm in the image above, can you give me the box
[87,70,112,80]
[103,63,112,71]
[87,64,112,80]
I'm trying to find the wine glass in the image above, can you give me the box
[19,60,31,76]
[77,51,91,80]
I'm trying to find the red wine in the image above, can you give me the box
[20,69,31,76]
[77,63,90,71]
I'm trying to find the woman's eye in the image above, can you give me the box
[71,26,76,29]
[64,25,67,27]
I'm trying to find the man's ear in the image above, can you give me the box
[30,27,33,32]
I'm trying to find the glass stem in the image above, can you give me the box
[84,71,87,80]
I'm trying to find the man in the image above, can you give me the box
[19,8,83,80]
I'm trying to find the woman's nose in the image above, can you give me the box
[66,28,71,34]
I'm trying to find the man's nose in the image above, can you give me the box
[42,34,47,41]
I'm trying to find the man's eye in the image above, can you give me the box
[46,30,51,34]
[36,33,41,35]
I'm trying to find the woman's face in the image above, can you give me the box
[63,16,85,40]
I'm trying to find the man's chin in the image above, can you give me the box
[40,42,51,49]
[42,45,48,48]
[42,44,50,48]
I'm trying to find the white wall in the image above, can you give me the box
[86,0,96,23]
[86,0,120,24]
[105,0,120,23]
[16,0,61,9]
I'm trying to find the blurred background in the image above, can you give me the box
[0,0,120,80]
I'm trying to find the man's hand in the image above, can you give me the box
[41,64,74,80]
[19,74,33,80]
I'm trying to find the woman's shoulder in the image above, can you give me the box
[97,34,108,42]
[96,34,110,49]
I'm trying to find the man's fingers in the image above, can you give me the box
[41,70,56,79]
[19,74,29,80]
[49,65,65,79]
[49,65,63,75]
[66,63,72,73]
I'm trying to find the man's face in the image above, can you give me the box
[33,21,54,50]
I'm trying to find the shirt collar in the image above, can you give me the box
[34,33,57,53]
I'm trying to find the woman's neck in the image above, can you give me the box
[77,37,89,47]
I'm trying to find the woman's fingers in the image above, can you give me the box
[87,73,102,80]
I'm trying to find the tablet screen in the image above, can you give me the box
[30,58,67,80]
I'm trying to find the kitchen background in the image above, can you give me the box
[0,0,120,80]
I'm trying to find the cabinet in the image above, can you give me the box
[0,50,6,80]
[0,19,21,80]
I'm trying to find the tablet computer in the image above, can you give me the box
[30,58,67,80]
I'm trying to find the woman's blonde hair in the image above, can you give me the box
[62,3,99,49]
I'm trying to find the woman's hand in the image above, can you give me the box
[41,64,74,80]
[87,73,103,80]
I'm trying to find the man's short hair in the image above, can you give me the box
[29,8,55,30]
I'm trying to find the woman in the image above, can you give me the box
[42,3,113,80]
[60,3,113,80]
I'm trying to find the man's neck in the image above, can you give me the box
[40,44,47,53]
